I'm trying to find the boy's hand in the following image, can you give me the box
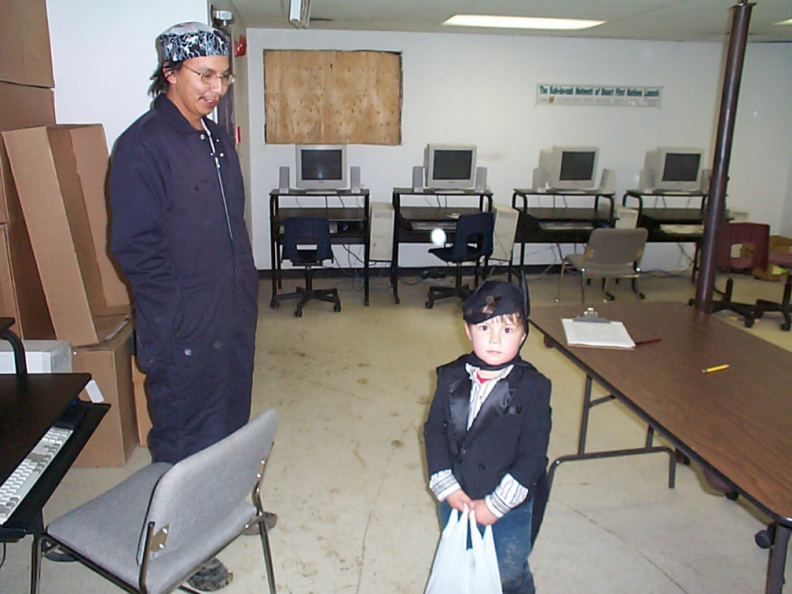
[471,500,498,526]
[445,489,472,513]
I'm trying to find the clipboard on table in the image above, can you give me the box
[561,314,635,349]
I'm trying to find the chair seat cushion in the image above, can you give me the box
[47,464,171,585]
[46,462,257,594]
[565,254,637,277]
[429,245,482,264]
[291,248,321,266]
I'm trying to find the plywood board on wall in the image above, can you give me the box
[264,50,402,145]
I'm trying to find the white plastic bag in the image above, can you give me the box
[425,508,503,594]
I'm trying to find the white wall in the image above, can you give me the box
[47,0,209,150]
[246,29,792,271]
[44,4,792,271]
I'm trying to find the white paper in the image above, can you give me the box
[562,319,635,349]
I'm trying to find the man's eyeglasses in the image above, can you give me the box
[182,64,236,86]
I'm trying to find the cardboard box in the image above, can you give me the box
[753,235,792,281]
[2,126,129,345]
[0,81,56,224]
[0,0,54,87]
[0,223,54,339]
[0,82,62,336]
[68,125,132,308]
[132,357,153,446]
[0,82,56,133]
[73,319,138,467]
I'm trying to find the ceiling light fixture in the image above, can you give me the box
[444,15,604,31]
[775,18,792,26]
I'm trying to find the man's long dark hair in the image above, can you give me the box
[148,61,182,96]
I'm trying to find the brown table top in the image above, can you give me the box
[530,301,792,523]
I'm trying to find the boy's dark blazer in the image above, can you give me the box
[424,354,552,502]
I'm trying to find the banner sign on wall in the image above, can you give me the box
[537,84,662,107]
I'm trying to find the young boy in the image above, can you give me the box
[424,280,552,594]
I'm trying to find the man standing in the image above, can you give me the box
[109,23,258,588]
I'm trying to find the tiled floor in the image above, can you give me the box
[2,267,791,593]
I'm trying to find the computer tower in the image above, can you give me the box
[369,202,395,261]
[613,206,639,229]
[491,204,519,262]
[0,340,72,373]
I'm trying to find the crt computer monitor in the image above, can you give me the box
[295,144,347,190]
[539,146,599,191]
[424,144,477,190]
[644,147,704,192]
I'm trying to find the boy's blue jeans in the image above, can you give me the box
[439,499,536,594]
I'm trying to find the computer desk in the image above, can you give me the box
[269,189,371,305]
[511,188,617,272]
[529,302,792,593]
[390,187,493,303]
[0,318,109,591]
[623,189,708,280]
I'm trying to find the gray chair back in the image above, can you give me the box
[140,409,279,563]
[584,227,648,268]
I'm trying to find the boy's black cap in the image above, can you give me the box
[463,280,529,326]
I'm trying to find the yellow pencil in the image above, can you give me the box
[701,364,729,374]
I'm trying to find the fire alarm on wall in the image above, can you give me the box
[234,35,247,57]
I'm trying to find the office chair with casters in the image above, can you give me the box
[31,409,279,594]
[276,216,341,317]
[556,227,648,304]
[708,222,769,328]
[425,211,494,309]
[755,249,792,331]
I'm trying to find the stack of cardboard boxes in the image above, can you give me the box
[0,0,139,467]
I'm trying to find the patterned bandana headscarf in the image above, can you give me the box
[157,22,229,63]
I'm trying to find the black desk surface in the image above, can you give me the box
[639,208,706,223]
[1,371,109,541]
[393,187,492,196]
[521,207,614,222]
[513,187,613,196]
[277,206,366,222]
[270,188,370,197]
[398,206,484,222]
[0,373,92,486]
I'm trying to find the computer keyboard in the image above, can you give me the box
[0,425,73,525]
[660,224,704,235]
[410,221,457,232]
[538,221,594,231]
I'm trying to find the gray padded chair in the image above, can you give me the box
[556,227,648,303]
[31,409,279,594]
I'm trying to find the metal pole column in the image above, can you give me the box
[695,1,755,313]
